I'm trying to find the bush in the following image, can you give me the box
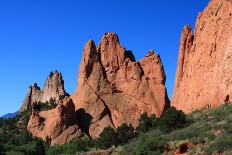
[211,104,232,121]
[97,127,117,149]
[159,107,187,133]
[32,98,57,112]
[47,137,93,155]
[205,136,232,154]
[150,114,159,128]
[7,132,33,146]
[0,115,46,154]
[117,123,135,143]
[11,140,45,155]
[137,113,152,132]
[0,143,4,154]
[135,135,165,155]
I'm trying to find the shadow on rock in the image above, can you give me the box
[76,108,93,137]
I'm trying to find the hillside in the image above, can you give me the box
[122,104,232,154]
[1,104,232,154]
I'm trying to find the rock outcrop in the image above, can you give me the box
[26,33,169,142]
[19,71,67,114]
[28,97,82,146]
[72,32,170,138]
[172,0,232,113]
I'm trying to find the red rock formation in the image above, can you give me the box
[27,32,169,142]
[19,71,67,114]
[172,0,232,113]
[72,32,169,138]
[28,98,82,146]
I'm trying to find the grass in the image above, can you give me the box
[47,137,94,155]
[3,104,232,155]
[121,104,232,154]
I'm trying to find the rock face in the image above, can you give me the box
[19,71,67,114]
[72,32,169,138]
[28,98,82,146]
[172,0,232,113]
[26,33,169,142]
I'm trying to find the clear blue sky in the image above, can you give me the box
[0,0,209,116]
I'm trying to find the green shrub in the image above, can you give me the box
[117,123,135,143]
[167,126,201,141]
[32,98,57,112]
[97,127,117,149]
[11,140,45,155]
[159,107,187,133]
[7,132,33,146]
[0,143,4,154]
[135,135,165,155]
[150,114,159,128]
[47,137,93,155]
[0,115,45,154]
[137,113,152,132]
[205,136,232,154]
[211,104,232,121]
[6,151,25,155]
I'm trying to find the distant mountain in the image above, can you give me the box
[1,111,18,119]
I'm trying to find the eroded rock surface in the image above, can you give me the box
[26,32,169,142]
[172,0,232,113]
[19,71,67,114]
[28,98,82,146]
[72,32,169,138]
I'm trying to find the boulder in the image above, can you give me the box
[28,98,82,146]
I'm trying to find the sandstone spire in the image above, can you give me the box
[174,25,194,89]
[72,32,170,138]
[19,71,67,114]
[172,0,232,113]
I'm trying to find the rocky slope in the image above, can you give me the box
[72,32,170,138]
[19,71,67,113]
[172,0,232,113]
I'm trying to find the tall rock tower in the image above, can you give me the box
[19,71,67,113]
[72,32,170,138]
[172,0,232,113]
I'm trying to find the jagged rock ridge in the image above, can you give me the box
[19,71,67,113]
[72,32,170,138]
[26,32,170,144]
[172,0,232,113]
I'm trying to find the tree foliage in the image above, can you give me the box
[97,127,117,149]
[32,98,57,112]
[117,123,134,143]
[158,107,187,133]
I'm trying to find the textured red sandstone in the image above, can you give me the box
[72,32,169,138]
[172,0,232,113]
[27,98,82,146]
[26,32,169,142]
